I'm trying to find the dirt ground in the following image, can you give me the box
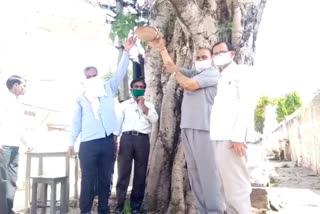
[265,160,320,214]
[14,160,320,213]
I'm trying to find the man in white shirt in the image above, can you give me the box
[0,75,27,214]
[210,41,254,214]
[115,78,158,214]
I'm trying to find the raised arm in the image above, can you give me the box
[151,38,202,91]
[109,37,136,94]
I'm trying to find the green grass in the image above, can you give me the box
[124,201,131,214]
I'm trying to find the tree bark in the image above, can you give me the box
[144,0,267,213]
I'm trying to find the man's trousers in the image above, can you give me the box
[79,135,115,214]
[214,140,252,214]
[181,129,224,214]
[116,133,149,212]
[0,146,19,214]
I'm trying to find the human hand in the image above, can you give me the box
[150,37,166,51]
[137,97,149,114]
[124,36,137,51]
[231,141,247,157]
[137,96,145,106]
[68,146,75,157]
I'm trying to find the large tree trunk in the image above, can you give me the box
[144,0,267,213]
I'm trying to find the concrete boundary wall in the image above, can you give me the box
[271,92,320,174]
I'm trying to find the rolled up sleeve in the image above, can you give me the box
[193,68,219,89]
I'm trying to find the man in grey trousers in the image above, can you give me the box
[151,38,224,214]
[0,75,28,214]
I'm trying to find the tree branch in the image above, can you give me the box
[232,0,242,46]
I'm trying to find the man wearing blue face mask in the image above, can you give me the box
[151,38,224,214]
[115,78,158,214]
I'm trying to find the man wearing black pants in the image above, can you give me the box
[0,75,28,214]
[68,38,136,214]
[79,136,115,212]
[115,78,158,214]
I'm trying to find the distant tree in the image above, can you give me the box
[254,95,271,133]
[276,92,302,122]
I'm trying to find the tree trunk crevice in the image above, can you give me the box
[144,0,267,213]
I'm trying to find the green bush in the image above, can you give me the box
[254,92,302,133]
[254,95,271,133]
[276,92,302,122]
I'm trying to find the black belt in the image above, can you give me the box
[123,131,148,136]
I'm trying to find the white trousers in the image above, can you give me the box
[214,140,252,214]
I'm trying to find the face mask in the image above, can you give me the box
[84,76,105,97]
[195,59,212,72]
[132,88,145,98]
[213,52,233,66]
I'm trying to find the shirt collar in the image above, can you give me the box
[221,61,236,74]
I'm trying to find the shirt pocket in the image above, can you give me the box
[225,79,239,99]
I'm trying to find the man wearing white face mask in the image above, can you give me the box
[151,37,224,214]
[69,37,136,214]
[210,41,255,214]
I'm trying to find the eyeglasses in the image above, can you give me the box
[212,51,229,57]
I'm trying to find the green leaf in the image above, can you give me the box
[109,12,137,42]
[109,32,116,42]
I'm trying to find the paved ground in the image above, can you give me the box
[266,160,320,214]
[13,160,320,213]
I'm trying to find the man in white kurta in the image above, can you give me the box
[210,41,255,214]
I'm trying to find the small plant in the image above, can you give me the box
[216,20,232,42]
[109,12,148,42]
[123,201,131,214]
[110,13,136,42]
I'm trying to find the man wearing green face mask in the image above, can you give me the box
[115,78,159,214]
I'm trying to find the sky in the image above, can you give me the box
[1,0,320,107]
[255,0,320,103]
[0,0,116,80]
[0,0,119,113]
